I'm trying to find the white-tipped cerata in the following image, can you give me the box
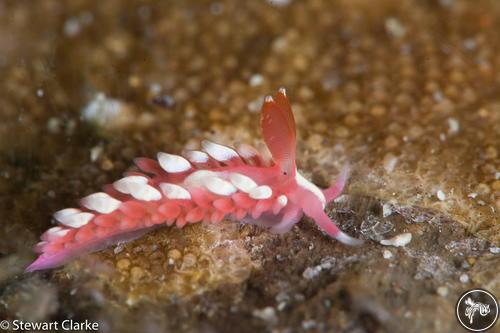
[201,140,239,162]
[204,177,237,196]
[53,208,81,222]
[249,185,272,199]
[184,150,209,164]
[58,212,95,228]
[34,241,48,253]
[236,144,258,159]
[127,183,162,201]
[184,170,218,187]
[160,183,192,200]
[277,195,288,207]
[264,95,274,103]
[278,87,286,96]
[230,173,258,193]
[45,226,71,240]
[157,152,191,173]
[113,176,148,194]
[81,192,122,214]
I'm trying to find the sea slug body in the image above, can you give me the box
[26,88,362,272]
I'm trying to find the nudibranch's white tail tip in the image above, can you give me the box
[264,95,274,103]
[335,231,364,246]
[278,87,287,95]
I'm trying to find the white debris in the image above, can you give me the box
[447,117,460,134]
[302,266,322,280]
[277,302,287,311]
[385,17,406,38]
[275,291,290,304]
[90,145,103,162]
[383,249,393,259]
[302,320,317,330]
[489,247,500,254]
[64,12,93,37]
[383,153,398,173]
[380,232,412,247]
[302,257,336,280]
[249,74,264,87]
[436,190,446,201]
[266,0,292,7]
[463,37,477,50]
[149,83,162,95]
[81,93,129,128]
[64,17,81,37]
[36,88,44,97]
[252,307,277,324]
[46,117,62,134]
[459,273,470,284]
[437,286,448,297]
[382,203,393,217]
[468,192,478,199]
[433,91,444,102]
[114,243,125,254]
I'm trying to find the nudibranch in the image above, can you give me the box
[26,88,362,272]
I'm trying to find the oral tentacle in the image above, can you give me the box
[322,164,350,203]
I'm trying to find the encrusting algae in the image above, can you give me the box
[60,221,256,305]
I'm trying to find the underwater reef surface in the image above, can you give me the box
[0,1,498,332]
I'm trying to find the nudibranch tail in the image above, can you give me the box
[27,88,362,272]
[312,210,364,246]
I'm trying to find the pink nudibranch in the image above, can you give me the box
[26,88,362,272]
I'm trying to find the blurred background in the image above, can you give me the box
[0,1,498,332]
